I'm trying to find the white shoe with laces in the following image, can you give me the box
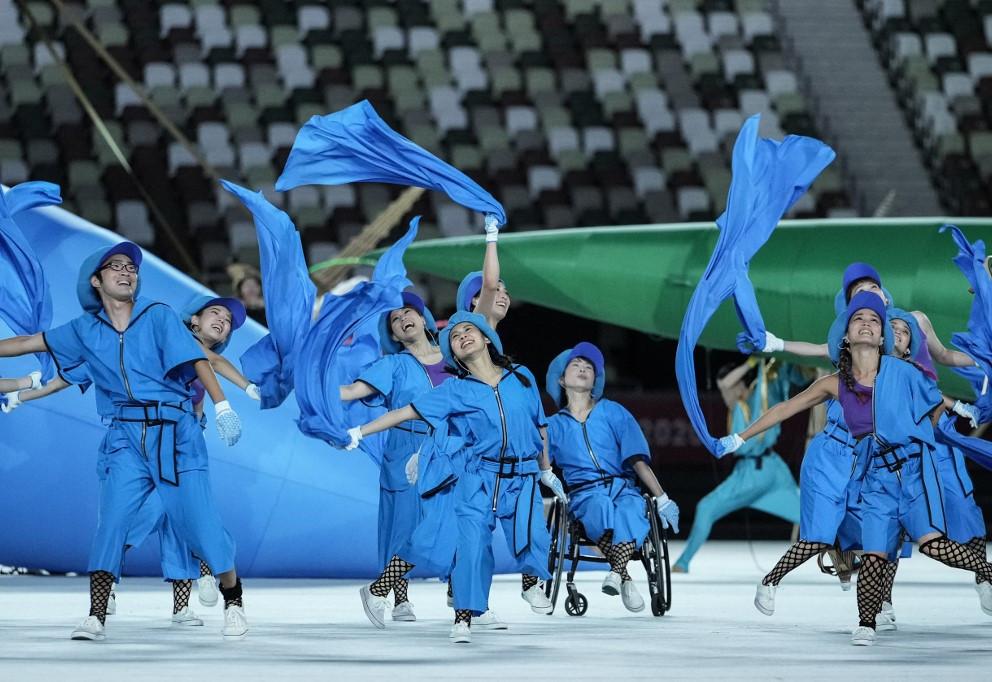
[70,616,106,641]
[222,605,248,638]
[360,584,390,629]
[754,583,775,616]
[106,588,116,616]
[851,626,875,646]
[198,575,220,607]
[976,582,992,616]
[521,584,553,614]
[449,622,471,643]
[620,580,645,612]
[172,607,204,627]
[601,571,622,596]
[392,601,416,622]
[875,601,897,631]
[474,610,508,630]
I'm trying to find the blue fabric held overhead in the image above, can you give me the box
[219,180,316,409]
[674,114,836,457]
[274,100,506,226]
[0,181,63,380]
[294,217,419,454]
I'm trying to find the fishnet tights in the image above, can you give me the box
[393,578,409,606]
[761,541,828,586]
[454,609,472,624]
[919,537,992,583]
[199,561,212,578]
[856,554,889,628]
[608,542,636,581]
[881,559,898,605]
[88,571,115,625]
[967,536,989,584]
[370,556,415,598]
[521,574,539,591]
[172,579,192,614]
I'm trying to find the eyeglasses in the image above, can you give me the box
[100,261,137,273]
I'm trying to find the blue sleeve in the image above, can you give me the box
[909,362,944,424]
[612,402,650,465]
[517,365,548,428]
[152,305,206,377]
[546,415,561,465]
[42,318,87,385]
[411,380,458,429]
[356,356,395,406]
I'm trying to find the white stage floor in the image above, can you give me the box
[2,541,990,680]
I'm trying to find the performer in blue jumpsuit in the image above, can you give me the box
[722,291,992,646]
[339,291,449,623]
[673,358,802,572]
[344,311,567,643]
[0,242,248,641]
[545,342,680,612]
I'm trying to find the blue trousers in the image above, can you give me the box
[675,453,800,569]
[799,429,858,544]
[121,492,199,581]
[377,485,421,570]
[570,477,649,545]
[934,443,986,543]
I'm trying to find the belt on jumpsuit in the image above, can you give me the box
[113,401,192,486]
[734,449,772,469]
[567,475,617,494]
[870,445,921,474]
[480,454,541,555]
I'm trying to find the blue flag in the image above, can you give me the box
[220,180,316,408]
[294,217,418,452]
[275,100,506,225]
[674,115,836,456]
[0,181,62,380]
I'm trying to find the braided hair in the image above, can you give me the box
[837,338,880,402]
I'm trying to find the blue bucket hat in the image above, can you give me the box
[378,291,439,354]
[455,270,483,313]
[545,341,606,407]
[181,294,247,353]
[440,310,503,369]
[76,241,143,313]
[828,290,893,363]
[842,262,881,300]
[887,307,923,360]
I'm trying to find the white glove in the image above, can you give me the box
[1,391,21,414]
[952,400,980,429]
[484,213,499,243]
[718,433,746,456]
[345,426,364,451]
[654,493,680,534]
[539,468,568,503]
[405,452,419,485]
[28,371,42,390]
[214,400,242,446]
[762,331,785,353]
[245,383,261,401]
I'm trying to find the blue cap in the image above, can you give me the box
[887,307,922,360]
[828,290,893,363]
[378,291,439,354]
[440,310,503,369]
[842,262,882,302]
[181,294,247,353]
[76,241,143,313]
[546,342,607,407]
[456,270,484,313]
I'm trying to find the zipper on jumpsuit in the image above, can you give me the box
[580,419,607,479]
[118,332,147,458]
[491,383,509,512]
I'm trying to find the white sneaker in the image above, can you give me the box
[976,582,992,616]
[449,622,471,643]
[874,611,896,632]
[851,626,875,646]
[620,580,646,613]
[172,607,204,627]
[392,601,416,622]
[222,605,248,638]
[879,601,896,623]
[474,610,508,630]
[521,584,553,614]
[360,584,389,629]
[106,588,117,616]
[754,583,775,616]
[198,575,219,607]
[601,571,622,596]
[70,616,106,641]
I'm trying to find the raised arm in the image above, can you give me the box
[0,334,47,358]
[358,404,422,438]
[340,380,377,402]
[913,310,976,368]
[738,374,837,441]
[782,340,830,358]
[717,358,756,407]
[473,241,501,327]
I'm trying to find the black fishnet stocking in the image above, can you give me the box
[856,554,889,629]
[919,537,992,583]
[172,579,192,614]
[393,578,409,606]
[454,609,472,624]
[521,574,539,591]
[88,571,115,625]
[967,536,988,584]
[607,541,636,581]
[881,559,898,605]
[762,541,829,586]
[199,561,212,578]
[370,556,415,598]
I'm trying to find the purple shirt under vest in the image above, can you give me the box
[839,377,874,438]
[425,359,449,388]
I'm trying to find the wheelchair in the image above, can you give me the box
[543,487,672,617]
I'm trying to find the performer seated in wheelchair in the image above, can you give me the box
[546,342,680,612]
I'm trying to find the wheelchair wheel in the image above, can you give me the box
[642,496,671,617]
[544,498,569,614]
[564,592,588,616]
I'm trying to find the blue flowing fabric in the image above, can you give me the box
[0,181,63,380]
[220,180,316,409]
[674,115,836,457]
[294,218,419,453]
[274,100,506,225]
[942,224,992,421]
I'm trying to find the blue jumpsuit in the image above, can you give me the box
[44,297,236,578]
[547,399,650,546]
[412,364,550,614]
[675,364,801,570]
[799,400,859,545]
[357,351,449,570]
